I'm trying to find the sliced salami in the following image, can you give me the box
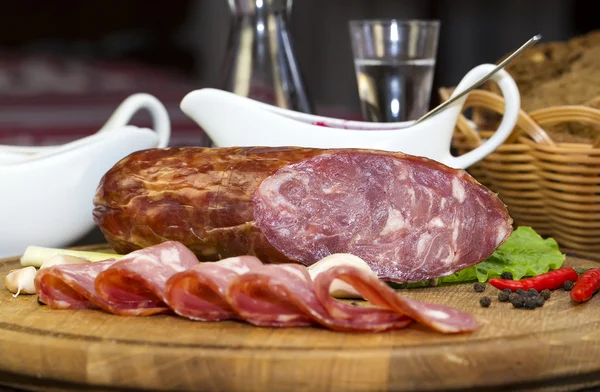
[165,256,264,321]
[94,241,200,316]
[35,259,118,310]
[227,264,412,332]
[252,151,513,282]
[313,266,478,333]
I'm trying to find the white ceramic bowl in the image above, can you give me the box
[0,93,171,258]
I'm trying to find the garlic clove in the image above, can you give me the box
[5,266,38,297]
[40,255,89,270]
[307,253,377,299]
[4,256,90,298]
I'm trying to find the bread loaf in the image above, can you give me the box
[484,30,600,143]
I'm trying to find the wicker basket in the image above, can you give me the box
[440,88,600,261]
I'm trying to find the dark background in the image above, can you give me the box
[1,0,598,112]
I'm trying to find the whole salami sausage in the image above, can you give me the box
[93,147,513,282]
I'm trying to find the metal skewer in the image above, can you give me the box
[413,34,542,125]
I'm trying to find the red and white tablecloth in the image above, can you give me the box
[0,52,362,148]
[0,52,211,147]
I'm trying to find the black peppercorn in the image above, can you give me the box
[473,282,486,292]
[522,299,537,309]
[479,296,492,307]
[540,289,551,300]
[500,271,514,280]
[498,289,511,302]
[564,280,575,291]
[535,296,546,307]
[509,293,524,308]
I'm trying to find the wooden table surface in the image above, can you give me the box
[1,247,600,392]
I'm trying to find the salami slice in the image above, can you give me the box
[252,150,512,282]
[313,266,478,333]
[94,241,199,316]
[227,264,412,332]
[35,259,118,310]
[165,256,264,321]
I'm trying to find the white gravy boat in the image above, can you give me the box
[0,93,170,258]
[180,63,520,169]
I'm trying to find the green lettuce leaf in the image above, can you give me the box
[439,226,565,283]
[389,226,566,288]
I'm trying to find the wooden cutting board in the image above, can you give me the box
[1,246,600,392]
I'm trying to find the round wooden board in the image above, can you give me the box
[1,247,600,392]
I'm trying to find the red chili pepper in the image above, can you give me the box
[570,269,600,303]
[489,267,579,292]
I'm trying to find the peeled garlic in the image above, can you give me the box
[5,255,90,297]
[40,254,89,270]
[5,266,37,297]
[307,253,377,299]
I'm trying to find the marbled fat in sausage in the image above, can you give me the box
[253,151,512,282]
[94,147,512,282]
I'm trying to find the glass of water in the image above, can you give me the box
[349,19,440,122]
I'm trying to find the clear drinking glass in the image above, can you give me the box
[349,19,440,122]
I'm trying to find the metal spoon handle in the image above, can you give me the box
[414,34,542,125]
